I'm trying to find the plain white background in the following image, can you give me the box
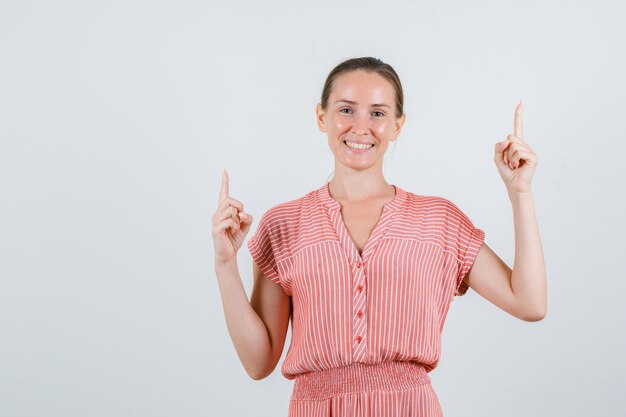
[1,0,625,416]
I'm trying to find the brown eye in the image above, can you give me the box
[373,111,385,117]
[339,108,352,114]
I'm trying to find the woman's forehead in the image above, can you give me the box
[331,71,394,105]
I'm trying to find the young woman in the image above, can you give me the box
[213,57,547,417]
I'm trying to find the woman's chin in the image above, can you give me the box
[337,157,381,171]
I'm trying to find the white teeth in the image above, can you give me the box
[345,141,374,150]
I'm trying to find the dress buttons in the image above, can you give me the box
[357,310,363,318]
[356,260,362,268]
[357,285,363,292]
[356,335,362,343]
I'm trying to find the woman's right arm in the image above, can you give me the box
[215,258,290,380]
[213,170,290,380]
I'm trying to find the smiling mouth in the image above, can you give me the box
[344,140,375,150]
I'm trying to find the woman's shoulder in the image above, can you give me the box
[400,186,454,208]
[256,186,319,224]
[399,186,475,224]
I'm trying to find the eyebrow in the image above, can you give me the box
[334,99,391,109]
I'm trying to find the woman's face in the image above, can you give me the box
[316,70,406,172]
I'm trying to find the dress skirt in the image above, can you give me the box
[288,361,444,417]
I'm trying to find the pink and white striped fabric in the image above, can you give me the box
[246,181,485,416]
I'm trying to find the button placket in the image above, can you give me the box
[352,257,367,361]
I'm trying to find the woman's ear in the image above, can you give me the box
[391,113,406,141]
[316,103,326,132]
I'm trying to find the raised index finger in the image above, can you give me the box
[219,169,229,203]
[514,100,523,140]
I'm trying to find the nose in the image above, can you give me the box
[351,111,371,135]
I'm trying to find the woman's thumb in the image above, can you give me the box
[238,212,253,231]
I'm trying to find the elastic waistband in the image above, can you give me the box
[291,361,431,401]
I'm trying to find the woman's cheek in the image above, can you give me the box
[334,119,350,130]
[372,123,387,135]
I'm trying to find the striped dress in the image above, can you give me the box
[246,181,485,417]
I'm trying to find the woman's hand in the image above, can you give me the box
[212,169,253,266]
[494,101,539,194]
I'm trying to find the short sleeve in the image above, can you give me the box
[446,200,486,297]
[246,209,284,289]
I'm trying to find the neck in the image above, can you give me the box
[328,165,393,202]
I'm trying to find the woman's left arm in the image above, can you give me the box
[463,100,547,322]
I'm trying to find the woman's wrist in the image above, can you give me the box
[214,257,239,274]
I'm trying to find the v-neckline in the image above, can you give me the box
[318,182,406,264]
